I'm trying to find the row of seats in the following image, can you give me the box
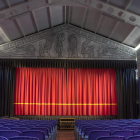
[0,119,57,140]
[75,119,140,140]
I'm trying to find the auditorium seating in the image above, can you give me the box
[112,130,134,138]
[22,131,45,140]
[0,119,57,140]
[75,119,140,140]
[9,136,39,140]
[127,136,140,140]
[0,136,8,140]
[97,136,125,140]
[2,119,140,140]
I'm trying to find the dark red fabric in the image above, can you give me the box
[14,68,117,116]
[14,68,66,115]
[67,69,117,116]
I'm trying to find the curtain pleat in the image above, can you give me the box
[14,68,117,116]
[0,67,15,117]
[116,69,137,119]
[66,69,117,116]
[14,68,67,116]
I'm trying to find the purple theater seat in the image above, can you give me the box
[115,124,128,128]
[127,136,140,140]
[37,123,54,130]
[23,130,45,140]
[112,130,134,138]
[83,127,102,140]
[0,128,10,130]
[0,130,21,140]
[9,136,39,140]
[123,126,140,132]
[88,130,111,140]
[19,125,34,129]
[97,136,125,140]
[2,125,18,128]
[104,126,122,132]
[35,125,52,133]
[30,128,49,136]
[10,127,29,133]
[0,136,8,140]
[134,130,140,135]
[97,125,110,128]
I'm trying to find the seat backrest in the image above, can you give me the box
[0,136,8,140]
[97,125,110,128]
[135,130,140,135]
[104,126,122,132]
[78,123,88,129]
[23,130,45,140]
[81,125,95,133]
[115,124,128,128]
[96,136,125,140]
[84,127,102,136]
[30,128,49,135]
[0,128,10,131]
[88,130,111,140]
[21,125,34,129]
[10,128,29,133]
[37,124,54,130]
[0,130,21,140]
[127,136,140,140]
[9,136,39,140]
[112,130,134,138]
[35,125,52,133]
[3,125,18,128]
[123,126,139,132]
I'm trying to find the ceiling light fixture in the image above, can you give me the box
[134,44,140,51]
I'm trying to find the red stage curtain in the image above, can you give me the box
[14,68,117,116]
[66,69,117,116]
[14,68,66,115]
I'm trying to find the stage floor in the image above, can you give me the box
[57,130,75,140]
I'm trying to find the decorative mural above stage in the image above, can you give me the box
[0,24,136,60]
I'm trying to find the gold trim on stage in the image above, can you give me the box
[14,103,117,105]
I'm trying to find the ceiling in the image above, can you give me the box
[0,0,140,49]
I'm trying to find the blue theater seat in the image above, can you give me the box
[9,136,39,140]
[23,130,46,140]
[0,130,21,140]
[97,136,125,140]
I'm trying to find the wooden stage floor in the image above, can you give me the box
[57,130,75,140]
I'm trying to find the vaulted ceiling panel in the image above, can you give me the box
[9,0,28,6]
[0,0,139,49]
[108,0,128,9]
[127,0,140,15]
[0,27,10,45]
[33,8,51,31]
[50,6,64,26]
[70,6,85,27]
[16,14,37,36]
[0,19,23,41]
[0,0,9,11]
[99,0,108,2]
[96,15,118,37]
[111,22,135,43]
[84,8,102,32]
[123,27,140,47]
